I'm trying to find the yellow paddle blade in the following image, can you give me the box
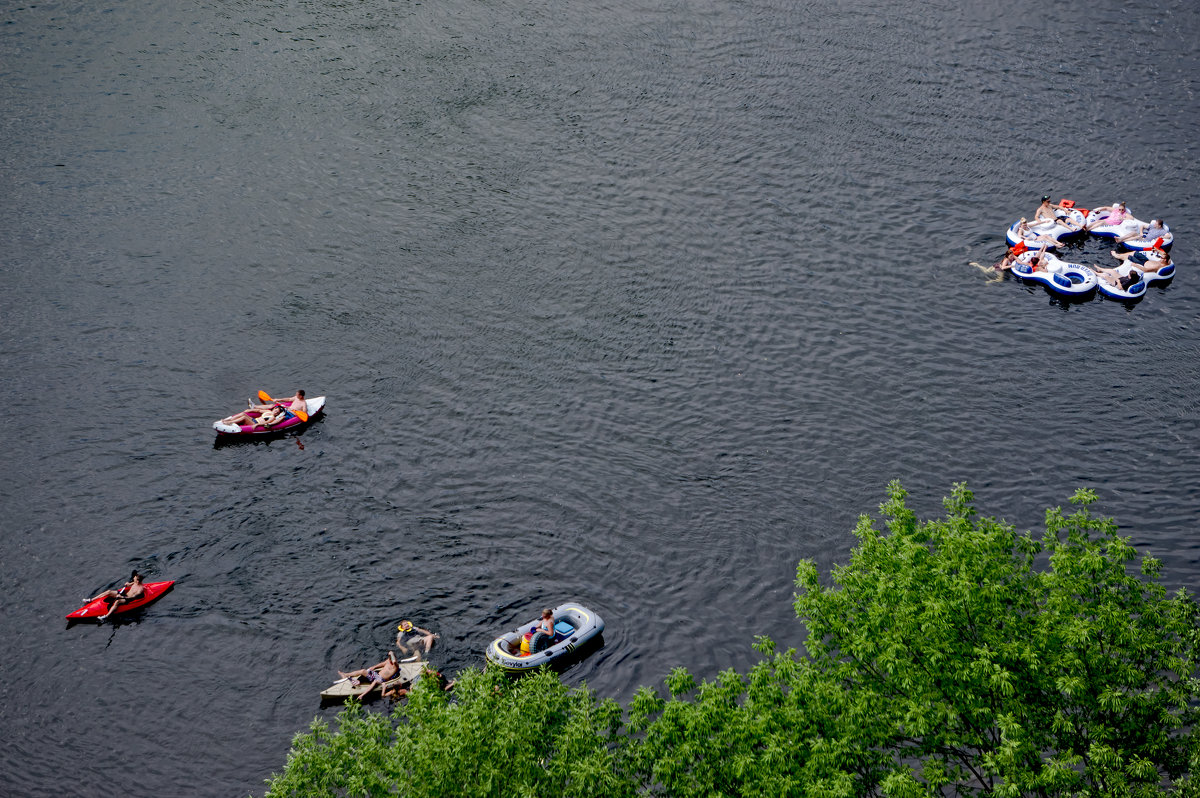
[257,390,273,403]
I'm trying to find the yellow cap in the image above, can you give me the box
[397,620,413,631]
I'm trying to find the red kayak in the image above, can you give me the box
[66,581,175,621]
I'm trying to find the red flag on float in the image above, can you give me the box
[1153,237,1164,249]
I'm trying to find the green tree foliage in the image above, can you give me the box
[265,667,630,798]
[264,485,1200,797]
[791,482,1200,797]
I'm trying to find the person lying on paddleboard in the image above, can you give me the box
[338,650,401,702]
[85,570,146,620]
[395,620,438,659]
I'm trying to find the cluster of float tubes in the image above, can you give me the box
[1003,200,1176,301]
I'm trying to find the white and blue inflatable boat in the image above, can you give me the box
[1095,259,1175,300]
[486,602,604,673]
[1094,264,1149,301]
[1010,251,1098,298]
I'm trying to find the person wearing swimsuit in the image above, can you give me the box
[395,620,438,659]
[530,609,555,653]
[221,405,287,428]
[994,246,1023,272]
[1014,218,1061,248]
[273,390,307,416]
[338,651,401,701]
[1033,195,1062,223]
[1093,263,1142,291]
[85,570,146,620]
[1087,202,1130,230]
[219,390,305,427]
[1110,247,1170,274]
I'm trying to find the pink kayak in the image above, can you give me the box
[66,580,175,621]
[212,396,326,436]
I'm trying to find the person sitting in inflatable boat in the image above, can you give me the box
[1032,196,1084,233]
[1026,246,1052,273]
[1014,218,1064,248]
[1086,201,1131,231]
[1033,195,1063,223]
[1032,195,1089,226]
[1110,246,1172,275]
[529,608,556,653]
[1116,218,1170,247]
[269,390,307,414]
[1093,264,1143,292]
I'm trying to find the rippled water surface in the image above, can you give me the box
[3,0,1199,794]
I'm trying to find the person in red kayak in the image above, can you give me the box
[85,570,146,620]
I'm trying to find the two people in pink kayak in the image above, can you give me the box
[219,389,306,429]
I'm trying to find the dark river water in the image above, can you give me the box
[2,0,1198,794]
